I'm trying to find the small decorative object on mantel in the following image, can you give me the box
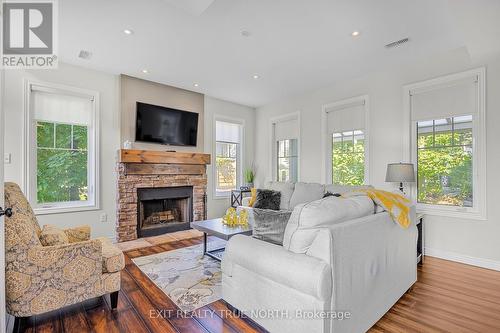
[123,140,133,149]
[222,207,249,227]
[386,162,415,193]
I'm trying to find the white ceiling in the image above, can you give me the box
[59,0,500,108]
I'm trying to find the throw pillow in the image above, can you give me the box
[40,224,69,246]
[248,188,257,207]
[253,189,281,210]
[252,208,292,245]
[323,191,341,198]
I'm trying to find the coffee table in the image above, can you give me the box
[190,218,252,261]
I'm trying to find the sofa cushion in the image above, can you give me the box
[283,195,375,253]
[265,181,295,210]
[253,189,281,210]
[40,225,69,246]
[252,208,292,245]
[289,182,325,208]
[97,237,125,273]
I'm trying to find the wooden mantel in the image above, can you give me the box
[118,149,211,165]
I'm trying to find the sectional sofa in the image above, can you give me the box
[222,182,417,333]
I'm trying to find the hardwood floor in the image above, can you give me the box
[9,236,500,333]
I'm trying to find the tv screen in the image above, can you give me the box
[135,102,199,146]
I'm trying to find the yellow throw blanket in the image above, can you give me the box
[349,189,412,229]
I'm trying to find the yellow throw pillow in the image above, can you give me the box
[248,188,257,207]
[40,224,69,246]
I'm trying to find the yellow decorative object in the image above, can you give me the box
[222,207,249,227]
[238,209,249,226]
[248,188,257,207]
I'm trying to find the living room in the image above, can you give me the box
[1,1,500,333]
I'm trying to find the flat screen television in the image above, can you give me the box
[135,102,199,146]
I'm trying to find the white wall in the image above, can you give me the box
[204,96,255,218]
[3,63,120,239]
[255,47,500,268]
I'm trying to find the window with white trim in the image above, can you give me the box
[215,120,242,196]
[28,83,98,213]
[272,116,299,182]
[277,139,298,182]
[325,97,368,185]
[408,69,486,218]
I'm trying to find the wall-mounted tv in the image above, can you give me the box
[135,102,199,147]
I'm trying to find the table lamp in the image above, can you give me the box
[385,163,415,193]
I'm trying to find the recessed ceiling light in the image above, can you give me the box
[123,29,134,35]
[253,74,260,79]
[241,30,251,37]
[193,83,199,87]
[351,31,360,37]
[142,69,149,74]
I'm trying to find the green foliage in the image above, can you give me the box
[332,139,365,185]
[36,122,88,203]
[244,169,254,183]
[417,130,472,206]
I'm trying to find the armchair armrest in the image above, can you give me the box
[223,235,332,300]
[63,225,91,242]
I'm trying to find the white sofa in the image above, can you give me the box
[222,182,417,333]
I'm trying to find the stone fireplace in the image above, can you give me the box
[116,149,210,242]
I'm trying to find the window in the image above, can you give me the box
[324,96,368,185]
[332,130,365,185]
[215,120,242,196]
[271,114,299,182]
[406,68,486,219]
[416,116,473,207]
[27,82,98,213]
[277,139,298,182]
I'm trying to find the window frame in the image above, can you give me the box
[321,95,370,185]
[403,68,486,220]
[213,116,244,198]
[24,80,100,215]
[276,138,299,182]
[269,112,301,182]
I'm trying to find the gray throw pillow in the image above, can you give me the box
[252,208,292,245]
[253,189,281,210]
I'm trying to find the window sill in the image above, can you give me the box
[416,204,486,221]
[34,203,100,215]
[214,192,231,200]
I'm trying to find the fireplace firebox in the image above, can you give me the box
[137,186,193,238]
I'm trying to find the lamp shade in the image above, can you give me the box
[385,163,415,183]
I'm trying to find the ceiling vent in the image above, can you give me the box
[385,37,409,49]
[78,50,92,60]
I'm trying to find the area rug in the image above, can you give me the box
[132,239,226,312]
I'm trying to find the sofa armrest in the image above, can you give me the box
[223,235,332,300]
[63,225,91,242]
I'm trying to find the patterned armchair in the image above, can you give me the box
[4,182,124,331]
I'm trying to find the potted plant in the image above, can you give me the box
[243,168,255,189]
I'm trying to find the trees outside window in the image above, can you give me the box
[37,122,89,203]
[332,130,365,185]
[417,116,473,207]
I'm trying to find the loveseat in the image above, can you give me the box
[222,182,417,333]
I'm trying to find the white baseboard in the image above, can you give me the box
[425,247,500,271]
